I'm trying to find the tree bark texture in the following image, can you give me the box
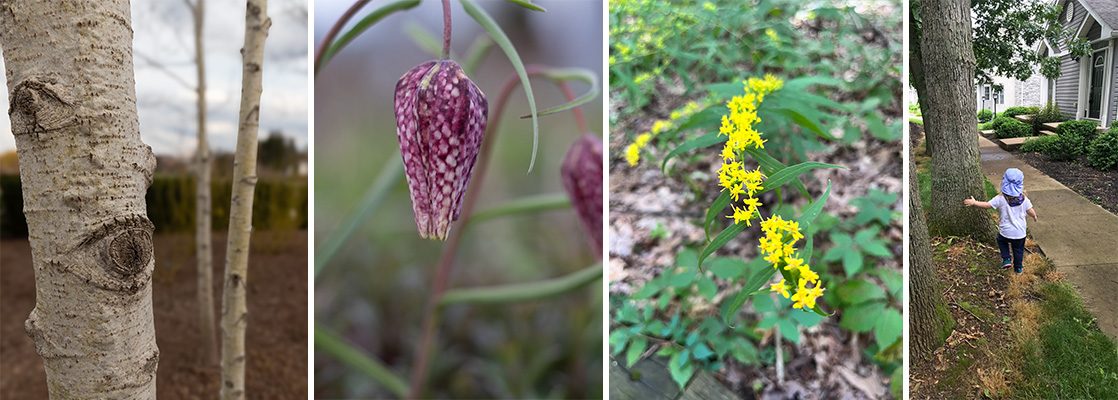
[220,0,269,398]
[0,1,160,398]
[189,0,217,366]
[909,0,931,153]
[908,156,955,365]
[918,0,997,241]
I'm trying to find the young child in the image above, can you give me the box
[962,168,1038,273]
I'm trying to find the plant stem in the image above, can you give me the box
[314,0,373,74]
[441,0,451,59]
[439,263,601,305]
[315,323,409,397]
[554,80,587,132]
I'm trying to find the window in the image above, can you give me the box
[1067,4,1074,23]
[984,85,991,100]
[996,88,1004,105]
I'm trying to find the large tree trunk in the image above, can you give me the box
[190,0,217,366]
[909,156,955,365]
[909,0,931,154]
[918,0,997,241]
[0,1,160,398]
[220,0,269,398]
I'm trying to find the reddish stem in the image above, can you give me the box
[441,0,452,59]
[313,0,373,75]
[404,66,587,398]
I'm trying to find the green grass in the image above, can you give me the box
[1015,283,1118,399]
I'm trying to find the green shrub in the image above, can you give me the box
[1003,106,1040,118]
[989,115,1015,132]
[1087,129,1118,170]
[1033,103,1066,124]
[1057,120,1099,156]
[996,118,1032,138]
[909,102,922,117]
[1020,135,1060,154]
[977,109,994,123]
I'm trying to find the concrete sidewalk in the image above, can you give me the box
[977,136,1118,339]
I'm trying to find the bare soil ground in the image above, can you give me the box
[1,230,308,399]
[1017,153,1118,214]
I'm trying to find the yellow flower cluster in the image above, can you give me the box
[625,101,703,166]
[761,216,825,310]
[717,75,783,225]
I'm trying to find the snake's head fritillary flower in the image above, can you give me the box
[561,134,603,256]
[394,60,488,240]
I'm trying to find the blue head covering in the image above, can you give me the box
[1002,168,1024,206]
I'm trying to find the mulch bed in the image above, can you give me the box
[0,230,308,399]
[1017,152,1118,215]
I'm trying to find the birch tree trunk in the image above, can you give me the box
[909,156,955,365]
[0,1,160,398]
[220,0,269,398]
[918,0,997,241]
[189,0,217,366]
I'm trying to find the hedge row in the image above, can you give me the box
[0,174,307,237]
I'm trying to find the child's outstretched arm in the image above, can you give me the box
[963,196,993,209]
[1027,206,1038,221]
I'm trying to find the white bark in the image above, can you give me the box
[188,0,217,366]
[0,1,159,398]
[220,0,269,398]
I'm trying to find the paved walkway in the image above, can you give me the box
[978,136,1118,339]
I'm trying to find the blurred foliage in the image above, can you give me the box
[0,174,307,237]
[609,0,902,395]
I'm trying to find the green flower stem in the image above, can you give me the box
[314,323,408,397]
[440,263,601,306]
[466,192,570,227]
[314,155,402,281]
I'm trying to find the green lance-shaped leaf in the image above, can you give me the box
[314,323,408,397]
[661,132,725,173]
[467,192,571,227]
[461,0,541,172]
[744,147,810,198]
[720,258,774,326]
[756,162,844,195]
[318,0,422,72]
[519,67,600,118]
[504,0,547,11]
[696,218,747,268]
[314,156,403,280]
[403,21,450,58]
[440,263,601,305]
[703,190,732,239]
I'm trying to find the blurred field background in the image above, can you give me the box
[313,0,604,398]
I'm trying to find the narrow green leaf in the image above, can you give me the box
[403,21,447,58]
[466,193,570,227]
[318,0,422,73]
[661,132,725,173]
[697,220,747,268]
[520,68,599,118]
[625,336,647,367]
[439,263,601,305]
[462,35,494,75]
[777,107,836,140]
[704,191,732,239]
[314,156,403,280]
[315,323,408,397]
[796,180,832,232]
[744,147,810,198]
[504,0,546,11]
[757,162,843,195]
[720,258,774,326]
[461,0,540,172]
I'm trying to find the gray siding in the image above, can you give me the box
[1055,0,1091,52]
[1088,20,1103,40]
[1056,54,1081,117]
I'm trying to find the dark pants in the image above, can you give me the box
[996,234,1026,272]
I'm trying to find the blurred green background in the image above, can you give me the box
[313,0,604,398]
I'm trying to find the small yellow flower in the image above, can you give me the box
[799,266,819,283]
[784,255,804,271]
[770,279,790,298]
[764,251,783,266]
[651,120,671,135]
[765,28,779,42]
[625,144,640,166]
[634,133,652,147]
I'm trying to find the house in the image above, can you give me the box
[1037,0,1118,125]
[976,76,1020,113]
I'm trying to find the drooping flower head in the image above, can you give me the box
[394,60,488,240]
[561,134,604,256]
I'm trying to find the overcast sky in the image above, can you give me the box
[0,0,308,157]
